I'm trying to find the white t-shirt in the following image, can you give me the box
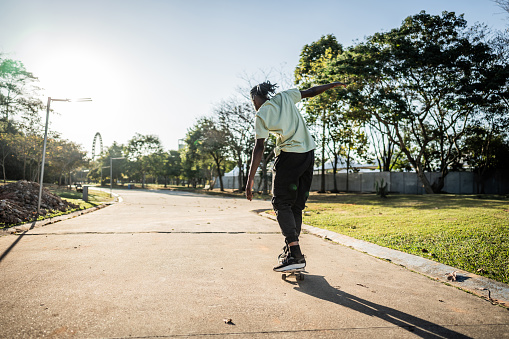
[254,88,316,156]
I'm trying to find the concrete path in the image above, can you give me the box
[0,189,508,338]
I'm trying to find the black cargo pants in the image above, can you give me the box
[271,150,314,244]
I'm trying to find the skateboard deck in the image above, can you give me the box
[279,268,306,281]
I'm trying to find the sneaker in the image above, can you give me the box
[277,244,290,264]
[273,255,306,272]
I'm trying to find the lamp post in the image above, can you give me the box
[37,97,92,214]
[110,157,125,197]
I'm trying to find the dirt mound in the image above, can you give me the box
[0,181,78,227]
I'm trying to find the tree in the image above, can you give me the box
[331,11,509,193]
[89,142,125,185]
[0,55,45,181]
[47,139,87,186]
[236,66,294,192]
[126,133,163,188]
[366,123,402,172]
[14,101,44,180]
[198,118,230,191]
[146,150,166,186]
[494,0,509,14]
[214,98,254,192]
[0,57,43,132]
[295,34,345,193]
[163,150,182,186]
[328,116,368,192]
[180,123,206,188]
[464,127,509,193]
[0,132,18,182]
[494,0,509,47]
[256,135,276,195]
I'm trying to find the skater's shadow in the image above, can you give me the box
[452,274,470,283]
[0,222,36,264]
[294,274,470,339]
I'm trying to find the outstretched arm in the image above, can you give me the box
[245,138,265,201]
[300,82,347,99]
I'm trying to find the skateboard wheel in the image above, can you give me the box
[297,274,304,281]
[282,274,287,281]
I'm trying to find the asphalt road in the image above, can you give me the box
[0,189,508,338]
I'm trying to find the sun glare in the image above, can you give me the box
[26,42,132,150]
[33,44,123,101]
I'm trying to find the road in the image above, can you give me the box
[1,189,508,338]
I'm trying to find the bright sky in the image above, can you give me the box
[0,0,507,156]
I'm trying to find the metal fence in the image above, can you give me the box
[220,171,509,194]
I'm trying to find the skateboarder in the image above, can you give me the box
[246,80,346,271]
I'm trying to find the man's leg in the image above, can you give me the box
[271,152,308,245]
[292,150,315,238]
[272,151,314,271]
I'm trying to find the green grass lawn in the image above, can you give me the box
[28,187,112,225]
[303,193,509,285]
[53,187,114,210]
[29,187,114,224]
[0,185,114,229]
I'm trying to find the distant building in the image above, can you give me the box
[313,159,378,174]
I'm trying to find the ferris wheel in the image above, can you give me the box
[91,132,103,160]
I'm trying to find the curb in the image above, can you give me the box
[0,192,122,236]
[259,212,509,308]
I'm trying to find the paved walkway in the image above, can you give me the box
[0,189,508,338]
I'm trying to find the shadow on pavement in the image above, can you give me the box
[0,222,36,264]
[294,274,471,339]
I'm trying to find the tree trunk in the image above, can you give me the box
[1,147,9,183]
[237,158,243,192]
[214,158,224,191]
[23,141,27,180]
[262,168,269,194]
[260,150,274,195]
[415,167,434,194]
[431,168,449,193]
[331,153,339,193]
[345,147,352,193]
[392,124,435,194]
[346,159,350,193]
[244,161,250,191]
[35,161,41,182]
[319,109,326,193]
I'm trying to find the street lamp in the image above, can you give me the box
[37,97,92,214]
[110,157,125,197]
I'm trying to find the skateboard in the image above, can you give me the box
[280,268,305,281]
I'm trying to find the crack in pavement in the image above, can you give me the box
[17,231,281,236]
[112,323,509,338]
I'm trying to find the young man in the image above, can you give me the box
[246,81,346,272]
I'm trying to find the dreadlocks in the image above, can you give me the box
[250,81,278,100]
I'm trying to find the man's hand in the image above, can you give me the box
[245,180,253,201]
[245,139,265,201]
